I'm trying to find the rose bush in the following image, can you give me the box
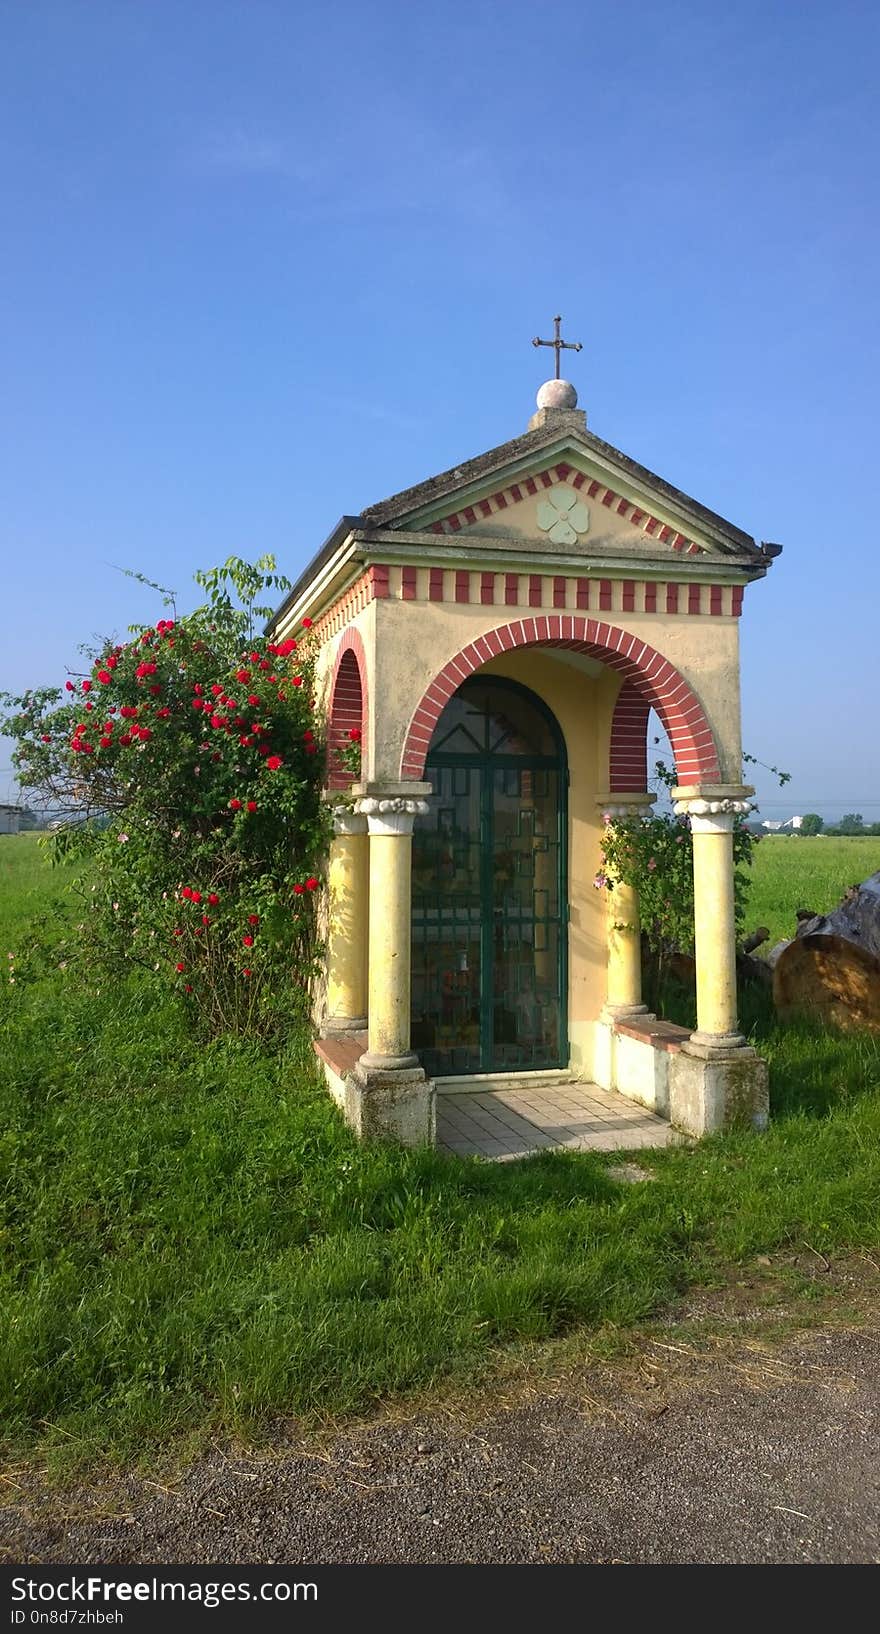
[2,556,331,1039]
[597,761,754,959]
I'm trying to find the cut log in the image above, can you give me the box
[772,871,880,1031]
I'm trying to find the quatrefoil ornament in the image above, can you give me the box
[535,484,590,546]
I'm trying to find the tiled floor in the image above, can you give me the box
[436,1080,675,1160]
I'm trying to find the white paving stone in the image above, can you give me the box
[437,1080,674,1161]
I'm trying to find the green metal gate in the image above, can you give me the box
[411,678,568,1078]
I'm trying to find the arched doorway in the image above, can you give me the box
[411,677,568,1078]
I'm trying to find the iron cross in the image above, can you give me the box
[532,315,583,379]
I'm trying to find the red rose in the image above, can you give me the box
[246,800,257,813]
[303,729,313,741]
[293,884,305,896]
[211,684,223,696]
[181,887,193,900]
[184,984,193,993]
[247,913,259,925]
[156,707,170,718]
[236,668,250,683]
[99,735,112,748]
[242,968,252,978]
[259,660,271,671]
[191,891,202,904]
[291,676,303,688]
[208,893,220,906]
[107,655,118,669]
[201,915,210,926]
[193,684,203,695]
[173,927,183,937]
[64,681,74,691]
[302,617,313,628]
[242,934,254,947]
[266,755,282,770]
[97,669,111,685]
[41,734,51,742]
[175,962,186,973]
[305,877,319,891]
[249,651,260,663]
[149,684,162,696]
[348,727,361,742]
[248,694,260,707]
[138,727,152,740]
[229,798,241,810]
[118,733,133,746]
[81,680,92,693]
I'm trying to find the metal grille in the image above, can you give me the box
[411,681,567,1078]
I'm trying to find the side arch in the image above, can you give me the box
[400,614,720,787]
[327,627,368,790]
[609,679,651,794]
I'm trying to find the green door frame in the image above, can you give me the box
[416,677,569,1076]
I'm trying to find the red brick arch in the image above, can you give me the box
[609,679,652,793]
[400,615,721,786]
[328,627,367,791]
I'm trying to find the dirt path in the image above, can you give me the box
[3,1272,880,1566]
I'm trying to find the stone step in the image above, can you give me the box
[435,1070,588,1096]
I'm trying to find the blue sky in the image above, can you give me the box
[2,0,878,821]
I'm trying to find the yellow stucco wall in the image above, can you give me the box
[369,594,743,786]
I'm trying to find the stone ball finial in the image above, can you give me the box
[536,378,578,411]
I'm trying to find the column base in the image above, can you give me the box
[669,1041,769,1137]
[600,1003,655,1023]
[321,1014,368,1036]
[684,1030,748,1056]
[345,1059,436,1146]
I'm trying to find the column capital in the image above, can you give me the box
[673,794,753,833]
[329,806,368,837]
[355,796,430,836]
[598,793,655,823]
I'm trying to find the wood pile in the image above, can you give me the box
[770,871,880,1031]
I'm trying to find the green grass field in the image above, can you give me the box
[1,831,879,1467]
[746,836,880,947]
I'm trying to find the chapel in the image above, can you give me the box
[267,321,778,1147]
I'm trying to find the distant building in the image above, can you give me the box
[761,815,802,833]
[0,805,21,835]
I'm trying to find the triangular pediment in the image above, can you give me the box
[359,415,763,568]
